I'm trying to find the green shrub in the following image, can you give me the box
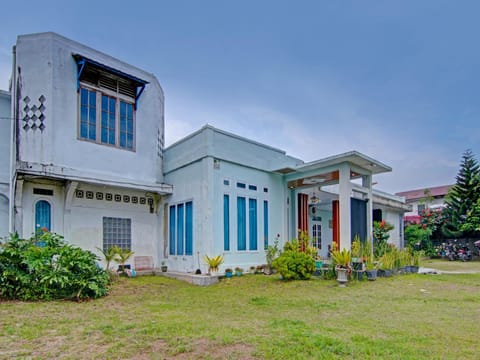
[272,237,316,281]
[0,232,110,301]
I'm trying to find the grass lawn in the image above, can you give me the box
[1,269,480,359]
[422,257,480,272]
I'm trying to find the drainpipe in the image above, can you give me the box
[8,45,17,234]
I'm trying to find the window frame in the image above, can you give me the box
[168,201,194,256]
[78,82,136,151]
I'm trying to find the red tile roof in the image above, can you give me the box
[396,185,453,201]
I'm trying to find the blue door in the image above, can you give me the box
[35,200,51,233]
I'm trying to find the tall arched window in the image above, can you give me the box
[35,200,51,233]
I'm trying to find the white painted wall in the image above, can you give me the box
[15,32,165,185]
[0,91,11,239]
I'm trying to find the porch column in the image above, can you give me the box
[338,164,351,251]
[362,174,373,243]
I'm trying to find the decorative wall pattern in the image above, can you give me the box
[22,95,46,132]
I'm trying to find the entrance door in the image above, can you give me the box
[311,221,322,256]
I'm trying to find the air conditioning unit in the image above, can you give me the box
[309,205,322,217]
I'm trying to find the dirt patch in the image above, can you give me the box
[136,338,257,360]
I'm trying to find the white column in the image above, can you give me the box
[362,174,373,243]
[338,164,351,251]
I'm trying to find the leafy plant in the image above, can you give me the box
[0,232,109,301]
[115,247,134,274]
[373,220,394,257]
[96,246,119,271]
[203,255,224,272]
[331,248,352,269]
[272,250,315,280]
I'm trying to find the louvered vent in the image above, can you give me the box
[118,79,136,98]
[98,74,118,92]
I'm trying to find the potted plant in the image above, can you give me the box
[225,268,233,278]
[365,260,377,281]
[235,267,244,276]
[410,251,420,273]
[203,254,224,275]
[115,247,134,276]
[161,261,168,272]
[378,252,394,277]
[331,248,351,287]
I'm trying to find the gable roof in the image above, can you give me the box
[395,184,453,201]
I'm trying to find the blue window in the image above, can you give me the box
[248,185,257,191]
[224,195,230,251]
[169,205,176,255]
[185,202,193,255]
[177,204,184,255]
[264,200,269,250]
[236,182,246,189]
[120,101,134,149]
[223,179,230,186]
[237,197,246,251]
[101,95,116,145]
[80,88,96,140]
[249,199,257,250]
[79,86,135,150]
[169,201,193,256]
[35,200,51,233]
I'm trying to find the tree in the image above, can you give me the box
[442,149,480,238]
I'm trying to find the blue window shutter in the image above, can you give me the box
[237,197,246,251]
[264,200,268,250]
[249,198,257,250]
[35,200,51,232]
[177,204,184,255]
[185,202,193,256]
[169,205,176,255]
[224,195,230,251]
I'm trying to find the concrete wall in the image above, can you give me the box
[15,32,165,185]
[0,90,11,238]
[164,152,288,273]
[20,180,162,267]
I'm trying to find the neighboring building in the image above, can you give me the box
[0,32,408,273]
[0,90,11,239]
[396,185,452,224]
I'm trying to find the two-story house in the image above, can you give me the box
[1,32,408,273]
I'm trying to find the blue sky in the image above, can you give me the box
[1,0,479,193]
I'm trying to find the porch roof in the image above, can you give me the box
[275,151,390,177]
[293,151,391,175]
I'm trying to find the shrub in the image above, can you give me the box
[272,235,316,280]
[0,232,110,301]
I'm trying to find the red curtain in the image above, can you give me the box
[297,193,309,234]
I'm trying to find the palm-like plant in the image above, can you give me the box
[203,254,224,273]
[116,247,135,273]
[96,246,119,271]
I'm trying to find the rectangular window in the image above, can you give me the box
[224,195,230,251]
[185,202,193,256]
[79,86,135,150]
[177,204,184,255]
[169,206,176,255]
[103,217,131,251]
[236,182,246,189]
[101,95,116,145]
[249,198,257,250]
[169,201,193,256]
[248,185,257,191]
[120,101,134,149]
[80,88,96,141]
[264,200,268,250]
[417,204,425,214]
[237,197,246,251]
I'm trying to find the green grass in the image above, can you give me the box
[421,258,480,272]
[1,269,480,359]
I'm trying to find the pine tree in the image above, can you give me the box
[442,149,480,237]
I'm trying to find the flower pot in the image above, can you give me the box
[353,270,365,281]
[225,271,233,278]
[365,269,377,281]
[336,267,349,287]
[410,265,419,273]
[161,265,168,272]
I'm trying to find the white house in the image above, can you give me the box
[0,32,408,273]
[0,90,11,239]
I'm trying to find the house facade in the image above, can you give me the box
[396,185,452,224]
[0,32,408,273]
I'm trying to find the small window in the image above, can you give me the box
[263,188,268,193]
[33,188,54,196]
[223,179,230,186]
[237,182,246,189]
[103,217,131,251]
[418,204,426,214]
[248,185,257,191]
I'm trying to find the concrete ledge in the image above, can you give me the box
[154,270,220,286]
